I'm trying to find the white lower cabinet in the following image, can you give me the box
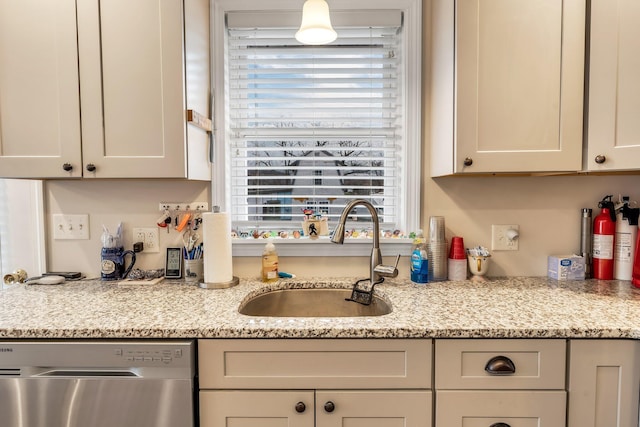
[435,339,567,427]
[568,340,640,427]
[198,339,432,427]
[200,390,432,427]
[198,338,640,427]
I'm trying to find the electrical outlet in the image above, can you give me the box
[132,227,160,253]
[158,202,209,212]
[491,224,519,251]
[53,214,90,240]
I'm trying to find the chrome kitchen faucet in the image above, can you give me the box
[331,199,400,305]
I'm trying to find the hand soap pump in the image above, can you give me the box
[261,240,279,283]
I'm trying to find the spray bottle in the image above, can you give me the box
[592,195,616,280]
[614,196,640,280]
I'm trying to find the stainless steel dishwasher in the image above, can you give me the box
[0,340,195,427]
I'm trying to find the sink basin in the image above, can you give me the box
[238,288,392,317]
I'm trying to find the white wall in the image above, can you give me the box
[46,180,210,278]
[43,174,640,280]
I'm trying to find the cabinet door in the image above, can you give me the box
[316,391,432,427]
[433,0,585,175]
[568,340,640,427]
[77,0,188,178]
[0,0,82,178]
[200,390,314,427]
[587,0,640,171]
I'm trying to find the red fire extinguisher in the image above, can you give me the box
[593,195,616,280]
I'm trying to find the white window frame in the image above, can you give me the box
[0,179,46,288]
[211,0,421,257]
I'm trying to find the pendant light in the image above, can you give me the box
[295,0,337,45]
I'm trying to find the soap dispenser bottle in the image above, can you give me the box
[261,240,279,282]
[410,230,429,284]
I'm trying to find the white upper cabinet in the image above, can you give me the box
[0,0,82,177]
[586,0,640,171]
[430,0,586,176]
[0,0,211,179]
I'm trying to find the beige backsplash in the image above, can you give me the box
[45,174,640,279]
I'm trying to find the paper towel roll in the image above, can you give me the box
[202,211,233,284]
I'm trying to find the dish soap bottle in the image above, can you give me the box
[262,240,279,282]
[410,230,429,283]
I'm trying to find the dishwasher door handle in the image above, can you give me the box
[36,370,139,378]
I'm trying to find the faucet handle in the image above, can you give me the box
[374,254,401,278]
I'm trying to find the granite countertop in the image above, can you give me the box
[1,277,640,339]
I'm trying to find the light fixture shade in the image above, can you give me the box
[295,0,337,45]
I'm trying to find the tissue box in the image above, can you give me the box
[547,255,586,280]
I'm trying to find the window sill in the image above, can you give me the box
[232,237,413,257]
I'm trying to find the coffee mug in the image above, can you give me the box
[468,254,491,281]
[101,247,136,281]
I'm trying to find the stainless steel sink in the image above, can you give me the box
[238,288,392,317]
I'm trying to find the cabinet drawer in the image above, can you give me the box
[198,339,432,389]
[435,339,566,390]
[436,390,566,426]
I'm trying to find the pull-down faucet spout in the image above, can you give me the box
[331,199,383,283]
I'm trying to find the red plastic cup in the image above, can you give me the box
[449,236,466,260]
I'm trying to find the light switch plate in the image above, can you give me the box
[53,214,90,240]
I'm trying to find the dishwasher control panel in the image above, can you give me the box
[0,340,195,371]
[116,346,184,365]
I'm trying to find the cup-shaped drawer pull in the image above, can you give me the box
[490,423,511,427]
[484,355,516,375]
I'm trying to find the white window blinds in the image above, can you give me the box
[226,17,405,229]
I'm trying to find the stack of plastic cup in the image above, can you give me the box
[428,216,448,281]
[448,236,468,281]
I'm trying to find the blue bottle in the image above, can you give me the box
[410,230,429,283]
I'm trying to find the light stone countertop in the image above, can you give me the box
[1,277,640,339]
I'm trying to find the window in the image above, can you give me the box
[0,179,45,288]
[212,0,421,255]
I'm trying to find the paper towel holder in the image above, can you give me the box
[199,276,239,289]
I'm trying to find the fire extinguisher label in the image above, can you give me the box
[615,232,634,262]
[593,234,614,259]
